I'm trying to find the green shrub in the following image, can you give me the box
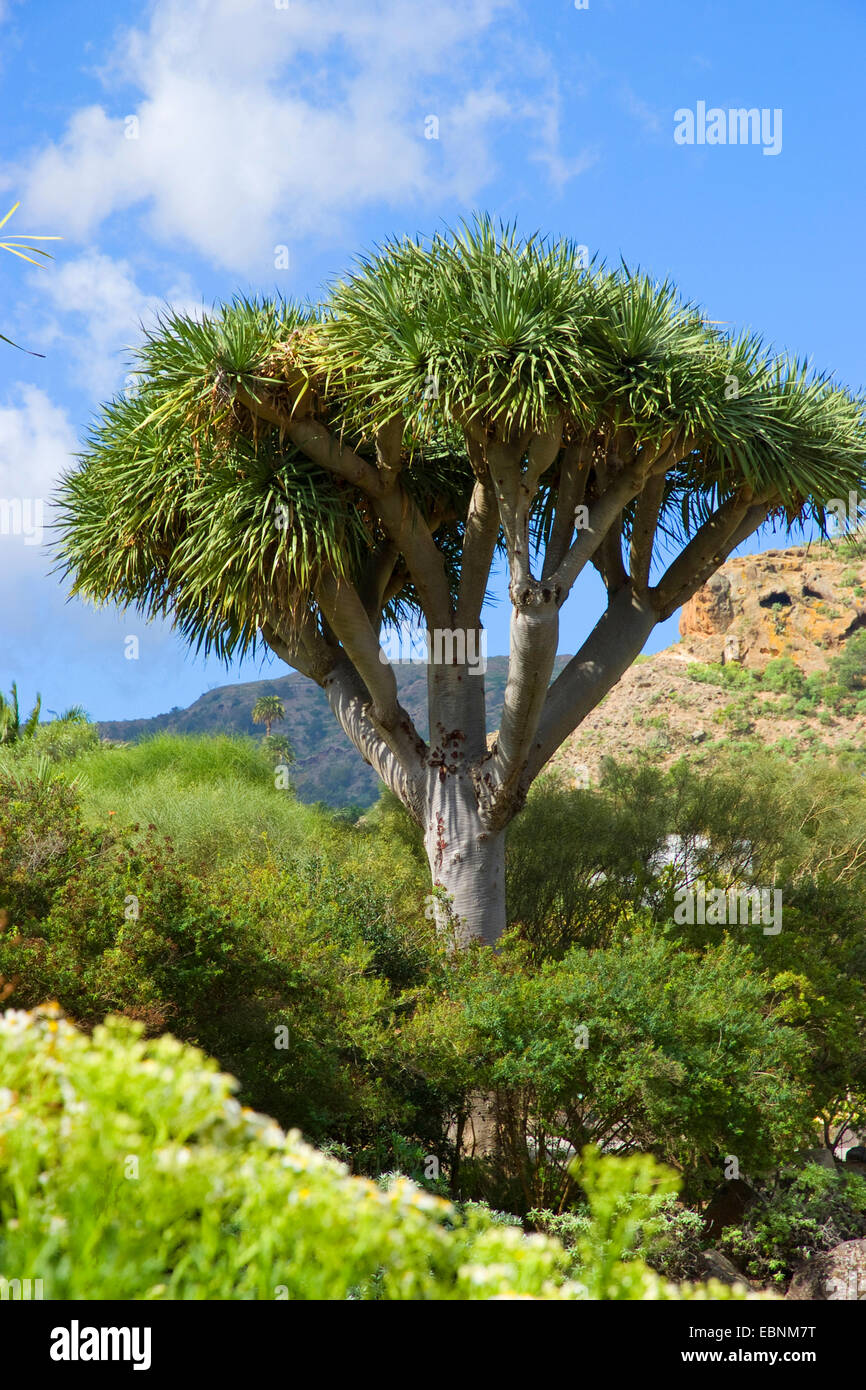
[529,1192,706,1284]
[720,1163,866,1287]
[760,658,806,696]
[0,769,436,1143]
[827,631,866,693]
[640,1198,708,1282]
[686,662,755,689]
[821,682,852,713]
[0,1007,758,1300]
[713,702,754,733]
[405,930,812,1211]
[28,715,100,763]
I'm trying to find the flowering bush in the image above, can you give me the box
[0,1006,760,1300]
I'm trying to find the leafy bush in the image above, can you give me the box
[714,701,754,733]
[0,1007,757,1300]
[686,662,756,689]
[503,755,866,1157]
[720,1163,866,1287]
[640,1198,707,1282]
[827,630,866,693]
[505,759,789,957]
[404,930,812,1210]
[0,768,436,1143]
[760,658,806,696]
[529,1191,706,1284]
[0,712,101,765]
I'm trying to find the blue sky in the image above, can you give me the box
[1,0,864,721]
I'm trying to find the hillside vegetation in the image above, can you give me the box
[2,712,866,1295]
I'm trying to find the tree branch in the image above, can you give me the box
[597,517,629,594]
[650,494,772,620]
[629,472,667,590]
[455,479,499,629]
[373,488,454,631]
[479,598,560,821]
[542,440,594,580]
[525,584,659,783]
[548,461,647,599]
[485,437,531,593]
[375,416,404,489]
[236,387,384,496]
[357,539,400,628]
[322,655,426,819]
[261,610,336,684]
[314,568,428,772]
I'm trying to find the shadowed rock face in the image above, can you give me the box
[680,572,735,637]
[679,546,866,672]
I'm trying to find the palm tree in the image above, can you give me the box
[0,683,42,745]
[55,217,866,945]
[1,201,60,354]
[251,694,285,739]
[57,705,90,723]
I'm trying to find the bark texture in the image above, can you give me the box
[423,768,506,948]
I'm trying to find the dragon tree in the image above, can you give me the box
[57,219,866,944]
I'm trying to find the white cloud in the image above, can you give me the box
[26,252,201,397]
[527,92,600,189]
[620,84,664,136]
[0,385,77,593]
[12,0,585,271]
[0,384,76,499]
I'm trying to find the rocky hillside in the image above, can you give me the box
[676,542,866,669]
[549,537,866,788]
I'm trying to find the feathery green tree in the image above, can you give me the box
[56,219,866,944]
[0,683,41,745]
[251,694,285,738]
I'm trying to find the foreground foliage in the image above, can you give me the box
[1,731,863,1292]
[0,1007,755,1300]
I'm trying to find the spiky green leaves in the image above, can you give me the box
[321,218,600,439]
[0,683,42,745]
[55,218,866,665]
[1,201,60,355]
[56,385,372,660]
[321,220,866,517]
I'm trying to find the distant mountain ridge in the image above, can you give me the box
[97,656,573,807]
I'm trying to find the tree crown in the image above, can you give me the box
[57,219,866,663]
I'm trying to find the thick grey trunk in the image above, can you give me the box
[423,770,506,947]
